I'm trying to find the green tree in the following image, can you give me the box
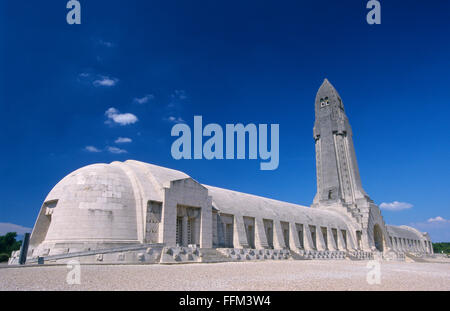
[433,242,450,254]
[0,232,22,262]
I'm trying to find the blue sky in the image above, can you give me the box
[0,1,449,241]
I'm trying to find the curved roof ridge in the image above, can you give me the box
[203,184,310,209]
[123,160,165,191]
[125,159,189,176]
[124,160,189,186]
[398,224,426,236]
[386,224,425,239]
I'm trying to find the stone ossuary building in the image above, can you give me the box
[11,79,433,265]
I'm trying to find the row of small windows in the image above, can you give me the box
[264,222,349,251]
[388,235,432,252]
[218,215,356,251]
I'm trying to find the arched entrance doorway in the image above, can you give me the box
[373,224,384,252]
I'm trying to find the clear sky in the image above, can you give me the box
[1,1,449,241]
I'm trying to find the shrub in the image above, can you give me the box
[0,232,22,256]
[433,242,450,254]
[0,253,10,263]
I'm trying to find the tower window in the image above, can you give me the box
[319,97,330,108]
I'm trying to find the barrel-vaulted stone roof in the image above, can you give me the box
[205,185,351,229]
[386,224,427,240]
[35,160,354,245]
[124,160,354,230]
[32,159,427,251]
[37,162,139,245]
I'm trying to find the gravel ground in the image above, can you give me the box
[1,260,449,291]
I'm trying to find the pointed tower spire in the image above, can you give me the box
[312,79,368,209]
[315,79,344,117]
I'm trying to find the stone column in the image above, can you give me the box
[161,189,177,247]
[418,240,424,253]
[304,225,315,251]
[361,231,370,251]
[289,222,300,250]
[255,218,268,249]
[337,229,346,250]
[317,228,327,251]
[346,230,357,250]
[233,215,248,248]
[182,215,188,246]
[328,227,338,250]
[273,221,285,249]
[199,199,212,248]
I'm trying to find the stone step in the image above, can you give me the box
[199,249,232,263]
[289,251,308,260]
[404,252,429,263]
[25,243,165,264]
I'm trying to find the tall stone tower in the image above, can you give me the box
[312,79,369,208]
[312,79,390,252]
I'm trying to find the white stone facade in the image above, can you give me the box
[19,80,433,265]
